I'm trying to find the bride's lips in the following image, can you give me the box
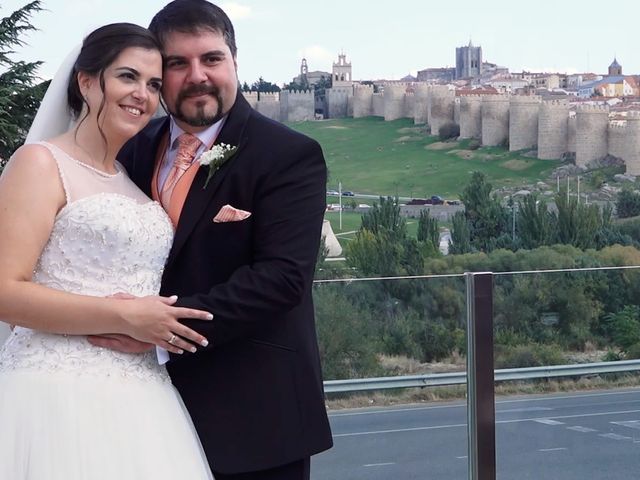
[120,105,145,117]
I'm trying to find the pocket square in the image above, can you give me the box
[213,204,252,223]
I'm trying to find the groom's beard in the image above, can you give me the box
[171,85,224,127]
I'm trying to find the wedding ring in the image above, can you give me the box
[168,334,177,345]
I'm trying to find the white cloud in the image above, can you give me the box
[297,46,335,70]
[220,3,252,21]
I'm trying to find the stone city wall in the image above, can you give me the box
[279,90,314,122]
[537,100,569,159]
[509,96,541,151]
[575,105,609,167]
[459,95,483,139]
[481,95,510,146]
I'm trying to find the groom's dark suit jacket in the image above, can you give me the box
[119,92,333,474]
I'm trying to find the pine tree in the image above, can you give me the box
[0,1,45,164]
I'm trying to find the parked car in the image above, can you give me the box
[430,195,444,205]
[446,199,461,206]
[326,190,339,196]
[342,191,355,196]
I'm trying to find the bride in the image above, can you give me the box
[0,23,214,479]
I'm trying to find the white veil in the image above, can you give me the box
[24,44,81,144]
[0,46,83,343]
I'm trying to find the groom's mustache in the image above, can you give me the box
[177,85,219,102]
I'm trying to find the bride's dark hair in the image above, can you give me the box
[66,23,161,139]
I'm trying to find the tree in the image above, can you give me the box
[517,194,553,249]
[449,211,472,254]
[616,189,640,218]
[249,77,281,93]
[460,171,508,252]
[0,1,45,163]
[360,196,406,241]
[417,209,440,255]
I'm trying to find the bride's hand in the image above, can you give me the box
[117,295,212,354]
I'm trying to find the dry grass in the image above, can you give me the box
[394,136,424,143]
[501,159,531,171]
[326,374,640,411]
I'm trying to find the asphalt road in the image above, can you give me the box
[312,388,640,480]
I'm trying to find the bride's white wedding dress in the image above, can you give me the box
[0,143,213,479]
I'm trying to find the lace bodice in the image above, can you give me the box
[0,142,174,382]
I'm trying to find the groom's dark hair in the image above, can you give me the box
[149,0,237,57]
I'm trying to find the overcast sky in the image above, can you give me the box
[3,0,639,86]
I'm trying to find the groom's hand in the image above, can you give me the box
[87,291,153,353]
[87,334,154,353]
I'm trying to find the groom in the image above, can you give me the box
[92,0,333,478]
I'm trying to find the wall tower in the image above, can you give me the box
[333,53,352,87]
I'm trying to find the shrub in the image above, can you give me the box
[468,139,481,150]
[439,122,460,141]
[494,344,564,369]
[616,190,640,218]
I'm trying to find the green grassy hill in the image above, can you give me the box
[288,117,562,199]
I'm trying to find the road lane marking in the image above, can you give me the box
[334,422,467,437]
[611,420,640,430]
[599,433,632,441]
[363,463,395,467]
[567,426,597,433]
[333,409,640,437]
[329,390,640,418]
[533,419,564,425]
[330,403,466,417]
[539,448,567,452]
[497,407,553,413]
[456,456,468,459]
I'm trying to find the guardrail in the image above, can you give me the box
[324,359,640,393]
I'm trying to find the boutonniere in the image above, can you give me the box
[198,143,238,188]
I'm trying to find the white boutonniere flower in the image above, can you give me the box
[198,143,238,188]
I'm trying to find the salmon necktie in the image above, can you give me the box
[160,133,202,210]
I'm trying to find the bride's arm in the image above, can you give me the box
[0,145,211,354]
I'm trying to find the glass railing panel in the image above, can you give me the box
[493,267,640,480]
[311,275,469,480]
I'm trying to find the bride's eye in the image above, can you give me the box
[119,72,136,82]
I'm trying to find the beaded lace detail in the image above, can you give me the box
[0,143,174,383]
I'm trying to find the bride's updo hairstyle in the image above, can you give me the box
[67,23,161,130]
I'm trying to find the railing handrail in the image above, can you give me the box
[323,359,640,393]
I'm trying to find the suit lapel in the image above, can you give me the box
[166,93,253,267]
[132,117,170,197]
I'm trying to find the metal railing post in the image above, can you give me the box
[466,272,496,480]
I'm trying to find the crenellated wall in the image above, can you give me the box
[242,91,259,109]
[404,92,416,120]
[482,95,510,146]
[372,92,384,117]
[608,123,627,160]
[575,105,609,167]
[353,84,374,118]
[625,113,640,175]
[413,84,430,125]
[538,100,569,159]
[384,84,408,121]
[509,96,541,151]
[429,85,455,136]
[245,83,640,176]
[255,92,280,121]
[280,90,314,122]
[459,95,483,139]
[567,116,576,153]
[325,87,352,119]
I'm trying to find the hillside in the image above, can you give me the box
[288,117,562,199]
